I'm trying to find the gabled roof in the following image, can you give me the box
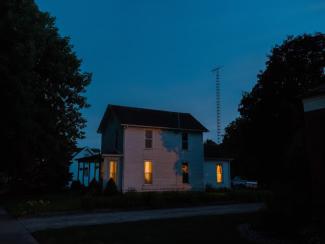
[72,147,100,158]
[98,105,208,133]
[77,154,102,163]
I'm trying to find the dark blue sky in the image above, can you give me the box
[36,0,325,148]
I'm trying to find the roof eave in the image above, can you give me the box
[121,123,208,132]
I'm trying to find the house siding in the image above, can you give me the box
[122,127,204,192]
[101,114,124,154]
[203,160,231,189]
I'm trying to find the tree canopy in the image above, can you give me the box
[0,0,91,191]
[223,33,325,187]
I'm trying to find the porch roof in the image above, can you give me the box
[77,154,102,163]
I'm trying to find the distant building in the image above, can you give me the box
[77,105,231,192]
[302,84,325,220]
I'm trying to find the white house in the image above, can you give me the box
[77,105,231,192]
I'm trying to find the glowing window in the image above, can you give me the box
[216,164,223,184]
[109,161,117,182]
[145,130,153,149]
[144,160,153,184]
[182,162,189,183]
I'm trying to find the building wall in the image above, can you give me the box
[101,156,123,191]
[122,127,205,192]
[101,114,124,154]
[203,160,231,189]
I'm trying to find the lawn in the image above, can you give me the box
[33,213,258,244]
[1,190,271,217]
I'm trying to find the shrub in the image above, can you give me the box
[70,180,81,190]
[88,179,102,196]
[103,179,118,196]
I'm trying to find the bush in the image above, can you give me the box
[205,184,230,193]
[70,180,82,191]
[87,179,102,196]
[103,179,118,196]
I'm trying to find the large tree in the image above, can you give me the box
[223,33,325,186]
[223,33,325,222]
[0,0,91,192]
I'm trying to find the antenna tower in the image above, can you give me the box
[211,66,222,144]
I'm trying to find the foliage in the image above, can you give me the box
[70,180,85,194]
[87,179,102,196]
[0,0,91,192]
[223,33,325,184]
[103,179,119,196]
[222,33,325,223]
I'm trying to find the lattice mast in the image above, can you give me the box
[212,66,222,144]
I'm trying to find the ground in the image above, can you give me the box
[33,213,258,244]
[1,190,270,217]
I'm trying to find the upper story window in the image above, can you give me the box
[182,132,188,150]
[145,130,153,149]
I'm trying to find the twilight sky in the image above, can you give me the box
[36,0,325,148]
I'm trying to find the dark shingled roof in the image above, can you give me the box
[98,105,208,133]
[204,140,233,161]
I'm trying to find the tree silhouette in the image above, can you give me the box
[1,0,91,192]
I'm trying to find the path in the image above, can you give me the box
[20,203,264,232]
[0,208,38,244]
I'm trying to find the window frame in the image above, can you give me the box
[109,160,118,183]
[145,130,153,149]
[182,132,189,150]
[144,160,153,184]
[182,162,189,184]
[216,163,223,184]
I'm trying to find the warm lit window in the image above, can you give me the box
[109,161,117,182]
[216,164,223,184]
[145,130,153,149]
[144,160,153,184]
[182,162,189,183]
[182,132,188,150]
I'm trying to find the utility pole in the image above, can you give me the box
[211,66,222,144]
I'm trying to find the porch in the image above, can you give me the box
[77,153,123,190]
[76,154,102,187]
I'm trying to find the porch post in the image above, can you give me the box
[82,162,85,185]
[77,161,80,181]
[88,162,91,185]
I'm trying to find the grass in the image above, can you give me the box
[1,189,271,217]
[33,213,258,244]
